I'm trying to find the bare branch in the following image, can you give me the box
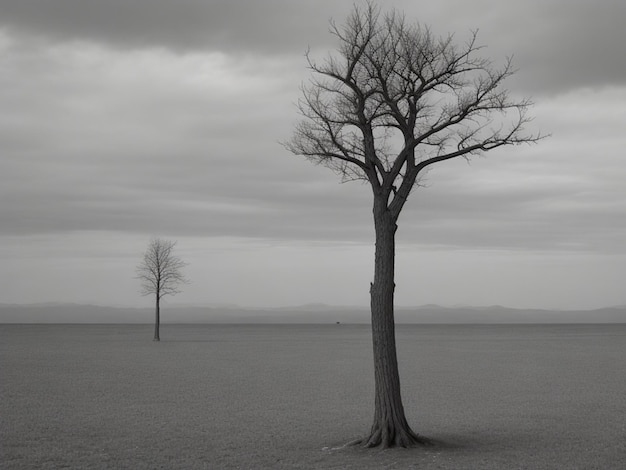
[136,238,189,300]
[284,2,545,218]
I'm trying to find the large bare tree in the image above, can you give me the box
[286,3,543,448]
[136,238,188,341]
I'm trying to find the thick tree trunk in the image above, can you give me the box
[359,198,429,448]
[154,296,160,341]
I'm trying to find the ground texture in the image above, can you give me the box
[1,323,625,469]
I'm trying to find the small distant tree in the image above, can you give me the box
[136,238,188,341]
[285,2,543,447]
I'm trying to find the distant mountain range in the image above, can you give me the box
[1,302,625,324]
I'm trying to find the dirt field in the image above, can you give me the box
[1,323,625,469]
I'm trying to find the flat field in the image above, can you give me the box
[1,323,625,469]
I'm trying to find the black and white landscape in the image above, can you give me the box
[2,0,626,467]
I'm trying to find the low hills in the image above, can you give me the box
[1,302,625,323]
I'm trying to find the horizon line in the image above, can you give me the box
[1,301,625,312]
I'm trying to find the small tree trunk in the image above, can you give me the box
[360,198,429,448]
[154,295,160,341]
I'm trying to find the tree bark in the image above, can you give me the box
[360,197,429,448]
[154,295,160,341]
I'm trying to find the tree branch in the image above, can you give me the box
[285,2,546,218]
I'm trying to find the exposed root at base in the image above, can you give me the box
[350,427,433,449]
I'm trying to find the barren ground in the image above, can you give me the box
[1,323,625,469]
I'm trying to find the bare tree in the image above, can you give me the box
[285,2,543,448]
[136,238,188,341]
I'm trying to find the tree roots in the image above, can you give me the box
[350,424,432,449]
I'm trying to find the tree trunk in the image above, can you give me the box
[154,295,160,341]
[360,197,429,448]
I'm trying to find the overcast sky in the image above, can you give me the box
[1,0,625,310]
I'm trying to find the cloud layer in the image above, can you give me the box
[1,0,625,308]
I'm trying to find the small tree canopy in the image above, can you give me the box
[136,238,188,300]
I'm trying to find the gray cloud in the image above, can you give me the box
[0,37,368,243]
[1,1,625,257]
[0,0,351,54]
[1,0,624,96]
[468,1,626,95]
[1,2,625,310]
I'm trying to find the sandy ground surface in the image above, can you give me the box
[1,323,625,469]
